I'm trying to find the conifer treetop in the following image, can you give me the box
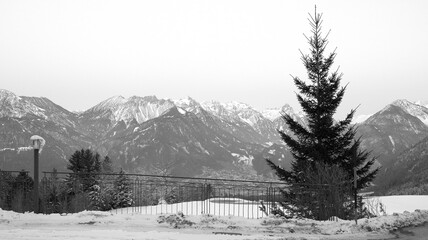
[268,6,378,189]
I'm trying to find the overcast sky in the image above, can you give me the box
[1,0,427,119]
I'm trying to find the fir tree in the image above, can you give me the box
[112,169,134,209]
[267,8,379,220]
[66,149,103,193]
[101,156,113,173]
[88,184,114,211]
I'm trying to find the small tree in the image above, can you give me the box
[88,183,114,211]
[102,156,113,173]
[86,155,116,211]
[0,170,14,210]
[112,169,134,209]
[12,171,34,212]
[267,8,379,220]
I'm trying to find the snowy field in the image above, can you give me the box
[111,198,271,219]
[0,195,427,240]
[369,195,428,214]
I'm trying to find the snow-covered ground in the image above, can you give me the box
[111,198,271,219]
[372,195,428,214]
[0,195,427,240]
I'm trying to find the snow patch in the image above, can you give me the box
[388,135,396,153]
[195,142,210,155]
[181,146,189,154]
[0,148,15,152]
[370,195,428,215]
[177,107,186,115]
[17,146,33,153]
[231,153,253,166]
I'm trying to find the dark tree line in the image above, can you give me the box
[43,149,134,212]
[0,170,34,212]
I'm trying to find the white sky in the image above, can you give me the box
[1,0,427,118]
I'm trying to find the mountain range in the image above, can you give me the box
[1,89,428,194]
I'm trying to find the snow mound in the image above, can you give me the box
[76,210,112,218]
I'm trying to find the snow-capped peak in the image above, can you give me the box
[391,99,428,125]
[414,100,428,109]
[201,100,254,114]
[201,100,265,126]
[173,97,202,115]
[0,89,46,119]
[114,96,175,124]
[261,104,304,123]
[223,101,253,111]
[174,96,198,107]
[392,99,414,108]
[85,95,175,124]
[261,108,280,121]
[130,95,159,103]
[0,89,21,101]
[90,95,126,112]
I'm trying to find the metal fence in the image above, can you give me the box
[41,172,287,218]
[0,170,354,220]
[0,170,287,218]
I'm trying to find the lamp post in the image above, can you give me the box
[352,145,358,225]
[30,135,43,213]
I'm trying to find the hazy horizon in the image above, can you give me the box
[1,0,427,119]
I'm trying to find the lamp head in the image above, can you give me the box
[30,135,44,150]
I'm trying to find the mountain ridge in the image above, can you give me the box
[2,88,428,194]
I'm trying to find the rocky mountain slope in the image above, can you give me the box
[356,101,428,193]
[0,89,288,176]
[358,104,428,164]
[0,90,92,172]
[100,107,263,176]
[2,88,428,193]
[381,136,428,195]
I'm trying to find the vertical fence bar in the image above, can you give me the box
[213,187,216,215]
[248,187,251,219]
[196,185,199,215]
[257,189,260,219]
[228,187,231,216]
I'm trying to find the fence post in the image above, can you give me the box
[267,183,273,216]
[354,167,358,225]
